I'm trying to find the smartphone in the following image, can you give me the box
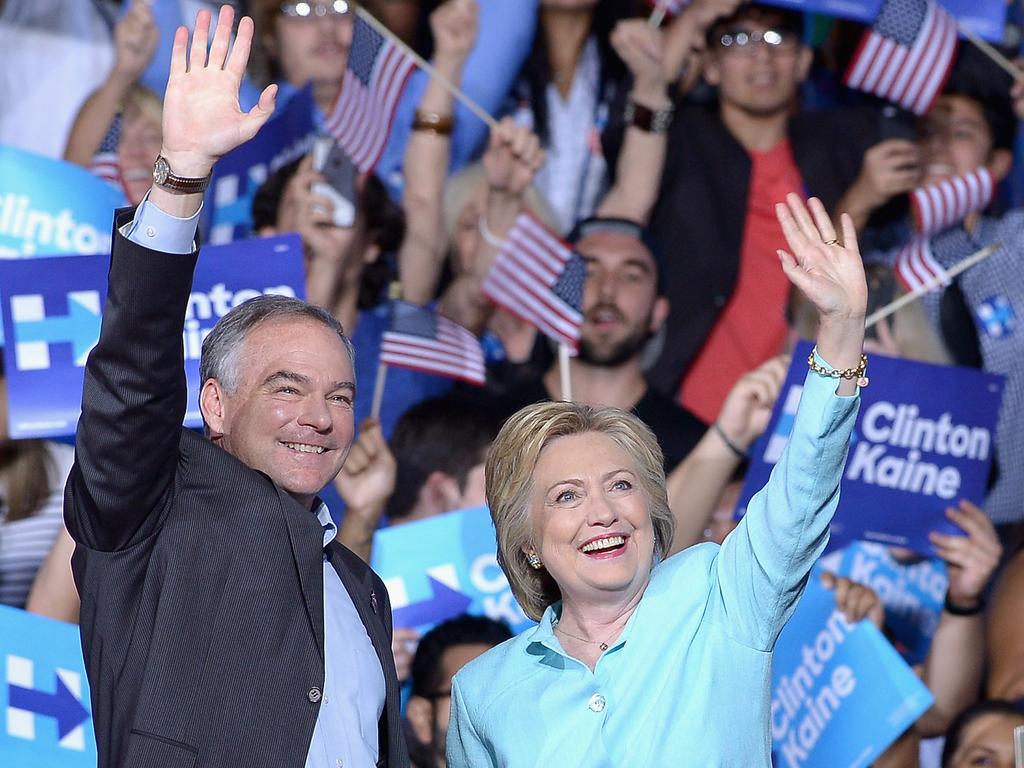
[878,104,918,143]
[864,264,896,342]
[311,136,357,228]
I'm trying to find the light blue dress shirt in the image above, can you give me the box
[124,200,386,767]
[447,365,860,767]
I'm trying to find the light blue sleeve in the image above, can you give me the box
[446,675,495,768]
[375,0,539,197]
[714,353,861,652]
[121,194,201,255]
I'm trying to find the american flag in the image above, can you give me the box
[843,0,958,115]
[88,114,125,192]
[324,15,416,172]
[380,301,486,386]
[911,167,993,236]
[481,213,585,351]
[894,236,950,293]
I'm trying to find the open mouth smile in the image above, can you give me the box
[579,534,629,558]
[282,442,327,454]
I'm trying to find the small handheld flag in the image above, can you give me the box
[911,167,993,236]
[844,0,958,115]
[380,301,486,386]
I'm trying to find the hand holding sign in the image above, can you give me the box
[821,572,886,629]
[160,6,277,183]
[929,500,1002,611]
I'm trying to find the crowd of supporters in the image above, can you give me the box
[1,0,1024,765]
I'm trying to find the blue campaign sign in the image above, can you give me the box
[0,605,96,766]
[371,506,534,635]
[837,542,946,665]
[771,575,933,767]
[737,342,1004,555]
[204,87,317,245]
[0,233,305,439]
[0,146,126,259]
[763,0,1005,42]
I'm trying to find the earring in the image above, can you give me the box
[526,552,543,570]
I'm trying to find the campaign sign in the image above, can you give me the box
[0,233,305,439]
[0,146,126,259]
[837,541,946,665]
[371,506,534,634]
[737,342,1004,555]
[763,0,1005,42]
[771,575,933,767]
[0,605,96,767]
[204,87,316,245]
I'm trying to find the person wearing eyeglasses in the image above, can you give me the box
[251,0,356,116]
[638,2,880,431]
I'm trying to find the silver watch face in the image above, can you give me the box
[153,156,170,185]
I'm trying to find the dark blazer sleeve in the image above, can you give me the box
[66,208,199,552]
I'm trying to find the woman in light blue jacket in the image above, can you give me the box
[447,195,869,767]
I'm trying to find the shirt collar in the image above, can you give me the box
[314,501,337,550]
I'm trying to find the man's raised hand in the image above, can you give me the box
[160,5,277,179]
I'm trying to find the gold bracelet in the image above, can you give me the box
[412,110,454,135]
[807,347,869,388]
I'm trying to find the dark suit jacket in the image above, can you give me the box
[65,210,408,768]
[646,104,879,396]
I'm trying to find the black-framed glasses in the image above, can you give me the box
[718,28,799,53]
[279,1,351,18]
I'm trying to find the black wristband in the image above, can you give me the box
[943,591,985,617]
[623,99,674,134]
[713,422,747,460]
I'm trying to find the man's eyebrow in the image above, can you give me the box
[261,370,312,387]
[330,381,356,395]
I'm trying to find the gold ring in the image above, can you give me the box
[824,238,840,246]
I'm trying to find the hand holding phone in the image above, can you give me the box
[311,137,358,229]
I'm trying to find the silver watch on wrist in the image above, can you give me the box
[152,155,212,195]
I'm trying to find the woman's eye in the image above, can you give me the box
[555,490,577,503]
[612,479,632,491]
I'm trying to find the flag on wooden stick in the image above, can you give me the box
[482,213,585,351]
[844,0,958,115]
[380,301,486,386]
[894,236,950,294]
[324,14,416,172]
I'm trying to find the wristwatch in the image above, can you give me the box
[152,155,211,194]
[623,100,674,134]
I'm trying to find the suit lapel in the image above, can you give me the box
[278,487,325,661]
[325,543,393,678]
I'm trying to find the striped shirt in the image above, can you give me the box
[0,442,75,608]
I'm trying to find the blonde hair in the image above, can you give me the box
[486,401,675,621]
[122,85,163,128]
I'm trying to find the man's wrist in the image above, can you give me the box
[158,148,216,180]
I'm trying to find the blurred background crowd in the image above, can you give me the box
[2,0,1024,765]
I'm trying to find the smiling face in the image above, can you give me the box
[527,431,655,610]
[920,95,995,185]
[200,317,356,508]
[267,5,354,89]
[576,230,668,367]
[704,14,811,118]
[118,102,163,206]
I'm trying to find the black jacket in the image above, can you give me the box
[65,210,408,768]
[647,104,878,395]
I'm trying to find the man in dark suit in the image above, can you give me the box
[64,6,408,767]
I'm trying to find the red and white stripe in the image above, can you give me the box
[381,316,486,386]
[482,213,582,350]
[844,0,958,115]
[88,152,124,191]
[324,42,415,173]
[895,236,951,294]
[912,167,993,236]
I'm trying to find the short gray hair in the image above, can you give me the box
[199,295,355,394]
